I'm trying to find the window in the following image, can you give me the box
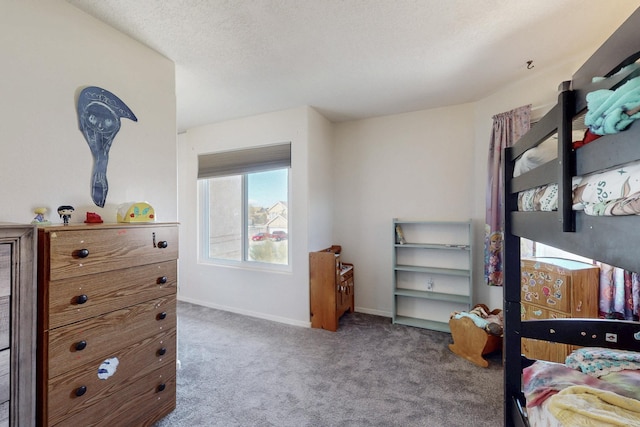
[521,238,593,264]
[198,143,290,267]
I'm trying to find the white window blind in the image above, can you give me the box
[198,142,291,179]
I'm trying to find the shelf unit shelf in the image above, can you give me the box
[392,219,473,333]
[394,264,470,276]
[394,243,470,251]
[393,288,470,304]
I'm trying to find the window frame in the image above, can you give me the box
[198,168,291,271]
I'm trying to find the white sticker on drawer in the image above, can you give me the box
[97,357,119,380]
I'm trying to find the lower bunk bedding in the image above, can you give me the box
[523,347,640,426]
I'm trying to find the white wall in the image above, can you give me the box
[177,106,332,326]
[0,1,177,224]
[333,105,475,316]
[307,108,335,251]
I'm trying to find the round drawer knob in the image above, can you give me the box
[76,248,90,258]
[157,241,168,249]
[157,311,167,320]
[157,276,168,284]
[76,294,89,305]
[157,383,166,392]
[157,347,167,356]
[75,385,87,397]
[75,340,87,351]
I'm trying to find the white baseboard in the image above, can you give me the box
[355,306,392,318]
[177,296,312,328]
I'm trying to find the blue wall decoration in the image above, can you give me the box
[77,86,137,208]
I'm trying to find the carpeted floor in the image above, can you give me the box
[154,301,503,427]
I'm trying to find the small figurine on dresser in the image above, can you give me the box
[57,205,74,225]
[84,212,103,223]
[31,207,51,226]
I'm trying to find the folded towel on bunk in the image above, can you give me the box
[585,76,640,135]
[547,385,640,427]
[566,347,640,377]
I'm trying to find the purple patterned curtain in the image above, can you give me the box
[484,105,531,286]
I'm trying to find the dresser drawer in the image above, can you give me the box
[520,303,568,321]
[46,295,175,379]
[48,356,176,427]
[46,260,177,329]
[520,258,599,315]
[521,336,571,364]
[47,327,175,425]
[43,225,178,280]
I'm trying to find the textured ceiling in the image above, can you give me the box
[66,0,640,132]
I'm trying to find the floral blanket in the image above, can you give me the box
[523,355,640,409]
[517,160,640,215]
[523,349,640,426]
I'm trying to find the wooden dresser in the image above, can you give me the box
[0,224,36,427]
[36,223,178,426]
[520,257,599,363]
[309,246,354,332]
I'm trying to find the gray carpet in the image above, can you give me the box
[154,301,503,427]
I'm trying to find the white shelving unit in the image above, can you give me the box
[392,219,473,333]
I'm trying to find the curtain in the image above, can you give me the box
[484,105,531,286]
[598,262,640,320]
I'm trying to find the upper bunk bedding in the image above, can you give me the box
[515,68,640,216]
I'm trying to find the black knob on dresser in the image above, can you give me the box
[157,241,168,249]
[157,347,167,356]
[75,385,87,397]
[75,248,90,258]
[157,311,167,320]
[75,340,87,351]
[76,294,89,304]
[157,383,166,392]
[157,276,168,284]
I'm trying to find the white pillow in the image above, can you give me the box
[513,137,557,177]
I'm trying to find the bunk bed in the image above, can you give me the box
[503,7,640,426]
